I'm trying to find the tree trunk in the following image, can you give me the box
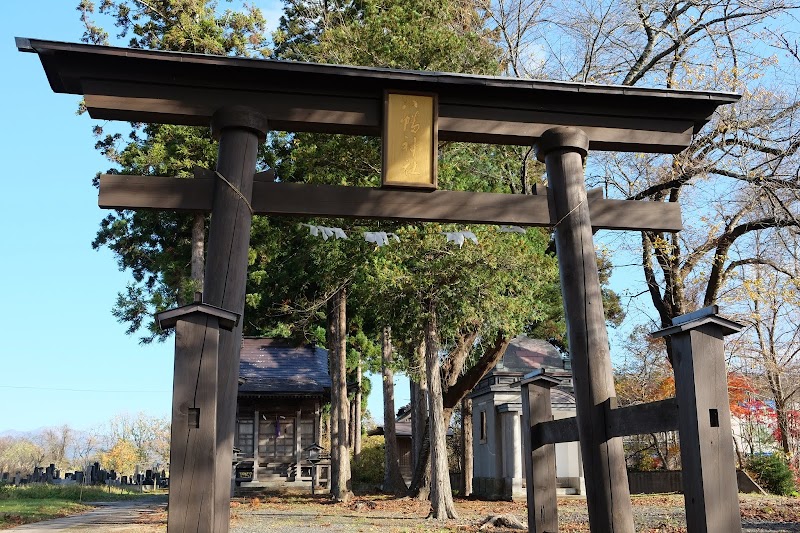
[409,422,431,500]
[331,287,352,502]
[425,309,458,519]
[327,297,339,493]
[442,332,511,409]
[461,398,473,497]
[774,393,791,455]
[354,363,362,462]
[409,339,431,500]
[411,375,427,470]
[733,434,744,469]
[191,213,205,294]
[382,326,408,494]
[349,395,356,451]
[764,362,792,455]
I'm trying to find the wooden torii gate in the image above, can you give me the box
[19,37,740,533]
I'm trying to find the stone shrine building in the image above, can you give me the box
[470,335,582,500]
[234,338,331,491]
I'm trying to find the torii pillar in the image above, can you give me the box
[204,107,268,533]
[536,126,635,533]
[156,295,239,533]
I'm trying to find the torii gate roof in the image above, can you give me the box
[17,37,739,153]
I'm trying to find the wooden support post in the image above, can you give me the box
[314,404,321,488]
[253,410,260,483]
[294,409,302,481]
[521,371,560,533]
[652,307,744,533]
[156,298,239,533]
[536,126,634,533]
[203,106,268,533]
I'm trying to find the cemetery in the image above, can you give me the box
[0,462,167,491]
[8,0,800,531]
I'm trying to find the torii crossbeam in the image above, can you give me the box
[19,37,739,533]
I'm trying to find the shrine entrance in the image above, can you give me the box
[19,36,741,533]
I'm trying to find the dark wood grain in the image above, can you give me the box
[532,417,580,448]
[531,398,679,448]
[607,399,679,437]
[167,314,218,533]
[672,325,742,533]
[203,114,265,533]
[522,380,558,532]
[543,127,635,533]
[19,38,740,153]
[98,175,683,232]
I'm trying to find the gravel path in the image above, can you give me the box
[5,496,167,532]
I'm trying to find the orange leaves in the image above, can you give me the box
[728,372,757,418]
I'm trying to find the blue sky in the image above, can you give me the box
[0,1,407,433]
[1,1,173,432]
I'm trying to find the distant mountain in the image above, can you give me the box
[0,427,45,438]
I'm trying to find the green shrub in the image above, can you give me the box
[747,454,797,496]
[351,435,385,488]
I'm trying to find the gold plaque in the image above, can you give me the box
[382,92,438,189]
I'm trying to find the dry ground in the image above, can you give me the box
[6,493,800,532]
[226,492,800,532]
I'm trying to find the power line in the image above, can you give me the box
[0,385,169,394]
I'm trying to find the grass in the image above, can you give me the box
[0,499,92,528]
[0,483,154,529]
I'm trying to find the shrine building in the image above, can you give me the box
[234,338,330,491]
[470,336,581,500]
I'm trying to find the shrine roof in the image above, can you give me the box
[238,338,330,396]
[495,336,567,373]
[18,37,740,153]
[551,388,576,408]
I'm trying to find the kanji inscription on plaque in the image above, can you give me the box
[382,92,437,189]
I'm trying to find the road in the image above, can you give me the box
[7,496,167,532]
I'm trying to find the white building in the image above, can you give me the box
[470,336,583,500]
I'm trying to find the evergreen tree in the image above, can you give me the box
[79,0,271,342]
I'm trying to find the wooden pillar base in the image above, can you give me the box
[521,371,561,533]
[157,300,239,533]
[653,308,744,533]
